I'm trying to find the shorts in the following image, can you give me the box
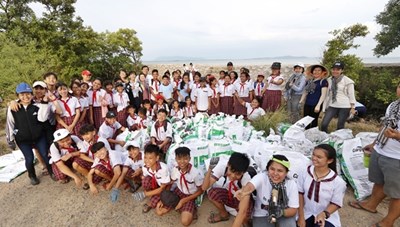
[369,150,400,198]
[208,187,253,218]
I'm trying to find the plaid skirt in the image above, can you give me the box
[174,187,196,214]
[56,116,82,136]
[52,159,74,181]
[208,98,220,115]
[94,164,114,180]
[143,176,161,208]
[92,107,104,129]
[233,97,250,117]
[73,158,102,184]
[116,109,127,127]
[125,168,142,183]
[208,187,253,218]
[262,90,282,112]
[220,96,233,115]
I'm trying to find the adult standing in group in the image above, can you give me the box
[227,61,234,74]
[349,81,400,227]
[321,62,356,133]
[285,63,307,123]
[299,64,329,129]
[6,83,54,185]
[137,73,151,103]
[262,62,284,112]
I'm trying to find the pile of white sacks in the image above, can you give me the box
[116,113,377,202]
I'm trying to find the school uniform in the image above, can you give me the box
[208,159,253,218]
[194,87,211,112]
[150,79,161,103]
[87,88,107,129]
[105,90,116,112]
[183,105,196,118]
[132,116,150,131]
[124,154,144,179]
[159,83,174,103]
[170,164,204,214]
[178,82,190,103]
[262,75,284,111]
[170,108,184,119]
[245,103,266,121]
[142,161,170,208]
[218,78,225,87]
[172,79,181,100]
[78,96,89,125]
[113,92,130,127]
[126,114,138,130]
[219,83,235,115]
[233,82,253,116]
[150,120,172,154]
[98,121,122,149]
[49,135,82,180]
[91,150,123,179]
[209,87,220,115]
[253,81,266,104]
[298,165,346,227]
[54,96,81,136]
[190,81,201,102]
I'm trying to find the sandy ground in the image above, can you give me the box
[0,165,399,227]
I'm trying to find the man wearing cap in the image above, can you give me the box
[81,70,93,88]
[98,111,126,149]
[262,62,284,112]
[6,82,54,185]
[285,63,307,123]
[321,61,356,133]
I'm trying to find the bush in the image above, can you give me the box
[251,108,289,136]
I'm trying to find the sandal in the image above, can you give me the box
[82,183,90,190]
[42,168,49,176]
[142,204,152,213]
[348,201,377,213]
[207,212,230,224]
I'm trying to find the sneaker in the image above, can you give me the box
[30,177,40,185]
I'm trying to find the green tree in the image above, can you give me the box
[374,0,400,56]
[321,24,369,82]
[0,0,35,32]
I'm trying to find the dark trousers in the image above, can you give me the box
[305,215,335,227]
[321,106,350,133]
[17,134,52,178]
[303,104,321,129]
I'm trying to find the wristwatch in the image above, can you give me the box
[323,210,331,219]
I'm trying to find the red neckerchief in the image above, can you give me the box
[249,107,257,116]
[224,83,230,96]
[179,164,192,193]
[195,82,200,88]
[307,165,337,203]
[106,122,116,133]
[140,117,147,128]
[92,89,97,103]
[240,82,246,94]
[62,146,76,154]
[146,161,161,189]
[59,97,72,116]
[100,156,112,171]
[87,135,99,157]
[130,114,137,121]
[174,79,180,87]
[155,120,166,139]
[228,180,238,201]
[107,91,114,105]
[257,83,261,95]
[185,106,192,116]
[119,93,123,103]
[211,87,217,98]
[153,80,159,91]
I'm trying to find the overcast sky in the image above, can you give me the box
[32,0,400,61]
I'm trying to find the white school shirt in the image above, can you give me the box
[250,172,299,217]
[171,164,204,195]
[79,96,89,112]
[190,81,201,101]
[105,91,115,106]
[218,83,235,97]
[267,75,284,91]
[211,159,252,196]
[87,89,107,107]
[374,102,400,159]
[134,116,150,129]
[152,103,170,116]
[245,103,266,121]
[113,92,130,112]
[195,87,212,111]
[142,161,170,186]
[183,105,196,118]
[297,165,346,227]
[254,81,266,96]
[209,87,219,98]
[124,156,144,172]
[234,82,253,97]
[218,79,225,87]
[52,97,81,117]
[126,114,138,128]
[49,135,82,164]
[170,108,184,119]
[150,121,172,141]
[77,136,111,159]
[150,79,161,101]
[98,121,122,139]
[91,150,123,169]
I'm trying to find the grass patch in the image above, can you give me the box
[252,108,289,136]
[325,118,380,135]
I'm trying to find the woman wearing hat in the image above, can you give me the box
[262,62,284,112]
[321,62,356,133]
[235,154,299,227]
[300,64,329,129]
[6,82,54,185]
[285,63,307,123]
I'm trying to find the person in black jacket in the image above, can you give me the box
[6,82,54,185]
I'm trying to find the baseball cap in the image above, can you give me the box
[257,72,265,77]
[53,129,70,142]
[115,82,124,87]
[16,82,33,94]
[81,70,92,76]
[332,61,345,69]
[155,94,164,100]
[271,62,281,69]
[124,141,140,150]
[293,63,305,69]
[32,81,47,89]
[106,111,116,119]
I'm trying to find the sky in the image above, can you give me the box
[31,0,400,61]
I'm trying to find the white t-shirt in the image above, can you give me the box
[134,116,150,129]
[49,135,82,164]
[113,92,130,112]
[171,164,204,195]
[170,108,184,119]
[267,75,284,91]
[183,105,196,118]
[234,82,253,97]
[195,87,211,111]
[142,161,170,186]
[79,96,89,112]
[159,83,174,100]
[297,165,346,227]
[126,115,138,128]
[245,103,265,121]
[150,120,172,141]
[91,149,123,170]
[218,84,235,97]
[124,156,144,172]
[250,172,299,217]
[87,89,107,107]
[190,81,201,101]
[53,97,81,117]
[374,102,400,159]
[77,136,111,159]
[98,121,122,139]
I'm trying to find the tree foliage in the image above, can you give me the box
[374,0,400,57]
[321,24,369,82]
